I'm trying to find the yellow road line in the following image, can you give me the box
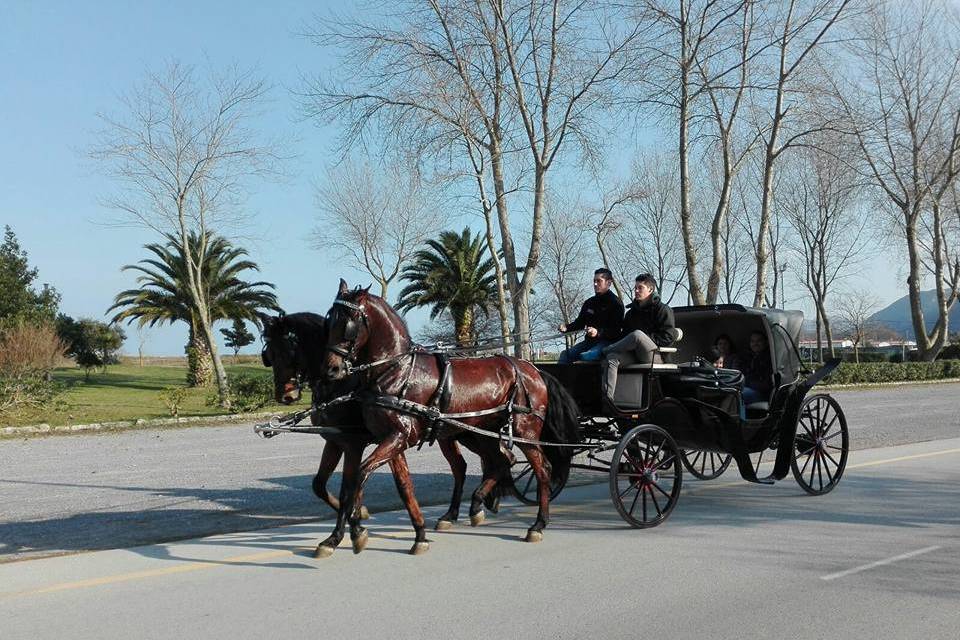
[0,549,295,599]
[5,444,960,599]
[846,447,960,469]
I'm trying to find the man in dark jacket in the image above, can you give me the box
[557,268,624,363]
[601,273,675,410]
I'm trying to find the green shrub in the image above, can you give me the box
[159,386,189,417]
[218,373,273,413]
[821,361,960,385]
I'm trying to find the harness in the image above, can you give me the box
[259,296,576,450]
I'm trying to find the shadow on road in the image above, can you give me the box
[0,470,474,561]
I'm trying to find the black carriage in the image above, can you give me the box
[527,304,849,529]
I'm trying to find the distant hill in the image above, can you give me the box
[870,290,960,338]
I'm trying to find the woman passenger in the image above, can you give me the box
[741,331,773,407]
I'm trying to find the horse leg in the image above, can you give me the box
[314,441,364,558]
[466,443,512,527]
[388,453,429,555]
[517,443,551,543]
[435,438,467,530]
[313,439,371,521]
[344,431,409,554]
[311,440,343,512]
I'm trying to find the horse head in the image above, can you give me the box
[323,278,409,381]
[259,310,312,404]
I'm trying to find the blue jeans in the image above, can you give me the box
[741,387,768,418]
[558,340,610,364]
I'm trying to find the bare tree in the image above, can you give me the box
[539,200,593,349]
[634,0,755,304]
[610,153,688,305]
[92,62,280,408]
[831,0,960,360]
[781,143,869,359]
[313,159,435,299]
[751,0,851,306]
[834,289,880,363]
[303,0,642,357]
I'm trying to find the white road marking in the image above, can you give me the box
[820,545,942,581]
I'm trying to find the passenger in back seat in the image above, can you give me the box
[741,331,773,406]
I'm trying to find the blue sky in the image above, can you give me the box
[1,0,901,355]
[0,0,402,355]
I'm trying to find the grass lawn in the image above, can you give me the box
[1,363,309,428]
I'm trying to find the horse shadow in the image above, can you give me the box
[0,469,481,563]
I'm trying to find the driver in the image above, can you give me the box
[557,267,624,363]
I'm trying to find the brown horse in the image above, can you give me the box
[259,311,487,555]
[322,280,580,556]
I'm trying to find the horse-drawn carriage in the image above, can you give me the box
[525,303,849,528]
[256,284,847,556]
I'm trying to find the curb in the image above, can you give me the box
[819,377,960,390]
[0,410,279,438]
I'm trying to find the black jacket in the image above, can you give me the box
[565,290,624,344]
[621,296,675,347]
[742,349,774,393]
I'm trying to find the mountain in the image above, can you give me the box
[870,290,960,338]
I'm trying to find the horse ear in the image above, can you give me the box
[338,278,349,296]
[363,284,372,294]
[255,312,273,331]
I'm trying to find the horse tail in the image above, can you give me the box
[540,370,582,483]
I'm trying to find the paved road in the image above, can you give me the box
[0,382,957,563]
[1,438,958,640]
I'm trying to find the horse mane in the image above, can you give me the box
[345,289,412,346]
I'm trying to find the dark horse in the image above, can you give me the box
[259,310,492,556]
[322,280,581,556]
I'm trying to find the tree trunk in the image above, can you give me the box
[679,68,705,305]
[454,306,473,347]
[185,323,213,388]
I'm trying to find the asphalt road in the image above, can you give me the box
[1,437,958,640]
[0,382,957,563]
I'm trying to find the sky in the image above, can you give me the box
[0,0,903,355]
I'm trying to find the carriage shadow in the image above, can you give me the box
[2,469,957,568]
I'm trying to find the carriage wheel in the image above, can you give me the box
[609,425,682,528]
[509,455,568,505]
[791,394,849,495]
[680,450,732,480]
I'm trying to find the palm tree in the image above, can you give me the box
[109,232,279,386]
[396,228,497,346]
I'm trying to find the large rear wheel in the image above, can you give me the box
[791,394,849,495]
[680,450,732,480]
[609,425,682,528]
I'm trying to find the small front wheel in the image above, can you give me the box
[791,394,849,495]
[609,425,682,528]
[510,455,568,505]
[680,449,733,480]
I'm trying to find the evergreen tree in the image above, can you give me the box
[0,226,60,323]
[220,318,255,360]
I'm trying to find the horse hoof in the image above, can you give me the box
[314,544,336,559]
[359,506,370,520]
[435,519,454,531]
[352,530,369,554]
[410,541,430,555]
[470,511,485,527]
[524,530,543,543]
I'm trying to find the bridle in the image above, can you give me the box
[325,298,368,367]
